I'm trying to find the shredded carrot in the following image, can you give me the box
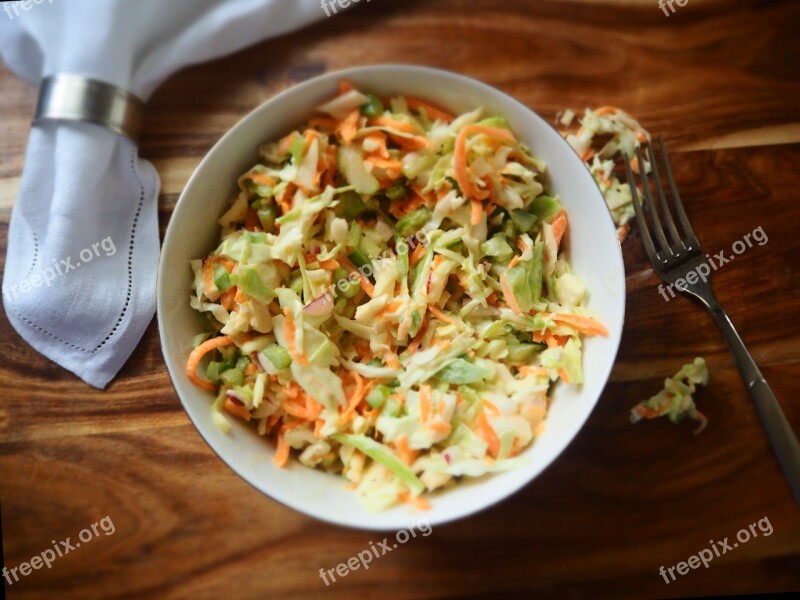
[364,131,390,158]
[383,351,402,369]
[455,125,517,200]
[337,110,360,145]
[318,259,340,271]
[428,421,452,435]
[551,209,568,250]
[406,97,455,123]
[419,385,432,422]
[548,313,609,337]
[314,419,325,438]
[277,131,299,157]
[338,254,375,297]
[519,365,550,377]
[631,155,640,174]
[592,106,619,117]
[273,428,290,467]
[372,116,418,134]
[186,336,234,391]
[394,435,418,466]
[276,182,295,215]
[579,148,595,162]
[476,411,500,458]
[532,331,568,348]
[399,491,430,511]
[427,305,457,326]
[283,309,310,367]
[224,398,252,421]
[342,371,372,422]
[483,399,501,416]
[470,199,483,226]
[558,368,571,383]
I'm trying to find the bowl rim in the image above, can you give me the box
[157,63,626,530]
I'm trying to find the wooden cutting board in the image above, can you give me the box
[1,1,799,598]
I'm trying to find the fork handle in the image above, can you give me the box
[708,302,800,502]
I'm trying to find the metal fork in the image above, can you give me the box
[624,136,800,502]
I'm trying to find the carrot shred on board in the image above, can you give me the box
[224,398,252,421]
[338,254,375,297]
[186,336,234,391]
[592,106,619,116]
[454,125,517,201]
[548,313,609,337]
[405,97,455,123]
[419,385,432,422]
[283,309,310,367]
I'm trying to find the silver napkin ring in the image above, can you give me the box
[34,74,145,141]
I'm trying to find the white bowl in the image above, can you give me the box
[158,65,625,530]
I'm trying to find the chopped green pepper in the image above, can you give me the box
[396,207,432,237]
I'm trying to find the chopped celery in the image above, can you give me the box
[386,182,408,201]
[396,207,432,237]
[336,190,370,219]
[220,368,244,387]
[507,343,544,364]
[529,195,562,220]
[213,265,232,292]
[333,267,359,298]
[257,205,279,232]
[510,209,537,232]
[264,344,292,370]
[360,94,385,118]
[382,397,402,417]
[436,358,488,384]
[366,385,393,409]
[235,268,274,304]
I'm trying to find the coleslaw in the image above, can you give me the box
[186,82,609,511]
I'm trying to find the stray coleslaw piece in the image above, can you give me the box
[186,82,609,511]
[560,107,650,242]
[630,358,709,434]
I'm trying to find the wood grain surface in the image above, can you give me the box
[2,1,800,598]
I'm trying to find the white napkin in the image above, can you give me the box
[0,0,324,387]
